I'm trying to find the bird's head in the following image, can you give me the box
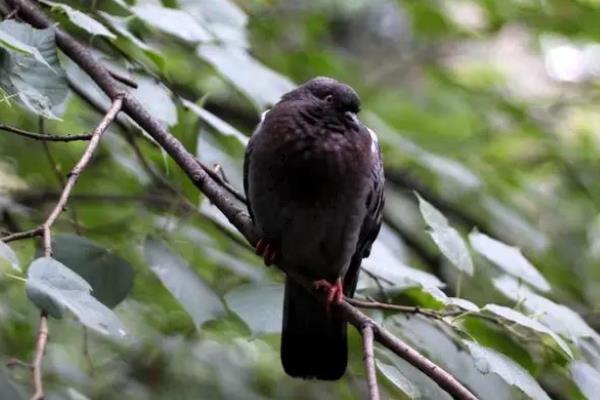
[280,76,361,114]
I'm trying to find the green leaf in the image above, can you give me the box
[179,0,248,47]
[25,257,128,338]
[465,341,551,400]
[197,44,295,110]
[386,314,524,399]
[0,27,53,70]
[50,234,134,308]
[131,4,210,43]
[481,304,573,358]
[183,98,248,145]
[143,237,225,328]
[376,360,423,399]
[416,194,474,275]
[0,20,68,119]
[224,283,283,335]
[0,367,26,400]
[361,239,444,288]
[494,276,600,343]
[364,112,481,190]
[570,361,600,400]
[98,12,165,72]
[133,76,177,126]
[470,231,550,292]
[41,1,116,40]
[0,241,20,272]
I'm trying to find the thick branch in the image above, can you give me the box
[31,313,48,400]
[361,323,380,400]
[8,2,478,399]
[0,123,92,141]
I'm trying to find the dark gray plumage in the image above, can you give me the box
[243,77,384,380]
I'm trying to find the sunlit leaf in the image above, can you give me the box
[41,1,116,40]
[25,257,128,338]
[386,314,528,399]
[179,0,248,47]
[470,231,550,292]
[465,341,551,400]
[416,194,474,275]
[0,241,20,272]
[132,4,210,43]
[144,237,225,328]
[494,276,600,343]
[197,44,295,110]
[570,361,600,400]
[225,283,283,335]
[361,239,444,288]
[481,304,573,358]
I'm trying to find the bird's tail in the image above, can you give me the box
[280,276,347,380]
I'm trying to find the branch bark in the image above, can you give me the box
[31,313,48,400]
[7,1,478,399]
[0,123,93,141]
[40,96,123,256]
[361,323,380,400]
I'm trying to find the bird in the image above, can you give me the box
[243,76,384,380]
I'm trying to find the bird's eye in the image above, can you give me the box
[324,94,334,103]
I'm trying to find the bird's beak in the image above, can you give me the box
[345,111,359,124]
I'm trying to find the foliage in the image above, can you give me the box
[1,0,600,399]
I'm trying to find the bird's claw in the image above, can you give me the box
[313,278,344,315]
[255,238,279,266]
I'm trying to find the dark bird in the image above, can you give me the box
[243,77,384,380]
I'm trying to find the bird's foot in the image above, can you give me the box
[313,278,344,315]
[254,238,279,266]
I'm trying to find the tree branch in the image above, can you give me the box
[0,123,93,141]
[40,96,123,256]
[361,323,380,400]
[7,1,478,398]
[30,313,48,400]
[2,97,123,400]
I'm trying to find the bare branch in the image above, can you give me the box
[7,2,479,399]
[41,96,123,256]
[31,313,48,400]
[0,123,93,141]
[361,323,380,400]
[1,227,42,243]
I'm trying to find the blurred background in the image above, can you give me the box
[2,0,600,399]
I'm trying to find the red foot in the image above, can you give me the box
[255,238,279,266]
[313,278,344,315]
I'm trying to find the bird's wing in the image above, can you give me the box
[343,129,385,296]
[243,136,255,221]
[243,110,269,222]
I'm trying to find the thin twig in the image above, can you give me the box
[1,227,43,243]
[6,358,33,369]
[348,298,444,320]
[361,323,380,400]
[7,2,479,398]
[0,123,92,141]
[108,69,138,89]
[30,313,48,400]
[40,96,123,257]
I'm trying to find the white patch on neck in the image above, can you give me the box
[367,127,379,153]
[256,109,270,130]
